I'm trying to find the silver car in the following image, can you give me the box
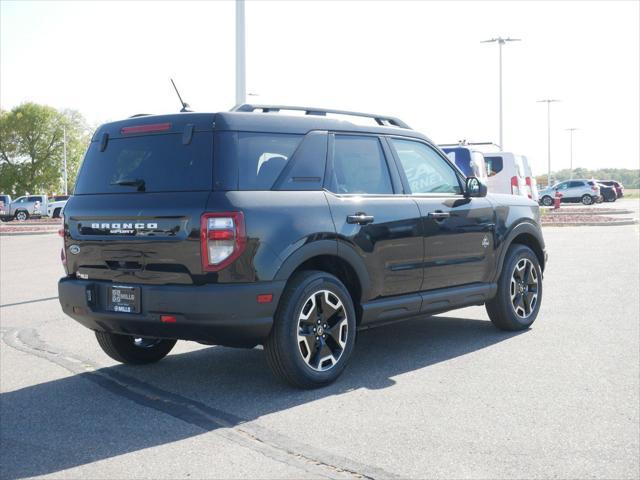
[7,195,48,221]
[538,179,601,206]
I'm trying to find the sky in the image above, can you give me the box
[1,0,639,176]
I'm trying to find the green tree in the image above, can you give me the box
[0,103,90,196]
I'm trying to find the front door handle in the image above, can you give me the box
[347,212,375,225]
[428,211,450,220]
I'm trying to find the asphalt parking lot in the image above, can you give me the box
[1,203,639,479]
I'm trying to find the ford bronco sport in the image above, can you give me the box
[58,105,547,388]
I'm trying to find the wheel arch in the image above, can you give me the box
[274,240,370,323]
[494,222,546,281]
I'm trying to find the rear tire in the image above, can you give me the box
[53,207,61,218]
[15,210,28,221]
[541,196,553,207]
[265,270,357,389]
[581,194,593,205]
[486,244,542,331]
[95,331,176,364]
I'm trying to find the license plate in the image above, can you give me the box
[108,285,140,313]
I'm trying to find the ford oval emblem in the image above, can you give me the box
[69,245,81,255]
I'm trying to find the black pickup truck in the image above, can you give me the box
[58,105,547,388]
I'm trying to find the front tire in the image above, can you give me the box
[52,207,61,218]
[95,331,176,364]
[265,270,357,389]
[541,196,553,207]
[582,194,593,205]
[486,244,542,331]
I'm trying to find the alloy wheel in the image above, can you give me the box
[297,290,348,371]
[510,258,539,319]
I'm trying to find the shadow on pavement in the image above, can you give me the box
[1,315,525,479]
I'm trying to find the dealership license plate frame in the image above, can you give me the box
[108,285,141,314]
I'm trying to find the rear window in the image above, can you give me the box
[485,156,503,176]
[237,133,302,190]
[74,133,213,194]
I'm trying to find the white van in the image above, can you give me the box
[520,156,539,201]
[484,152,529,199]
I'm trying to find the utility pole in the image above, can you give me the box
[537,99,560,187]
[63,125,68,195]
[481,37,521,149]
[235,0,246,106]
[565,128,579,179]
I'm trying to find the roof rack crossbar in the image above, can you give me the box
[231,104,410,129]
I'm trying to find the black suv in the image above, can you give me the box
[58,105,547,388]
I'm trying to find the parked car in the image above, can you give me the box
[0,194,12,221]
[6,194,48,221]
[484,152,528,198]
[598,180,624,199]
[48,197,69,218]
[538,179,600,206]
[595,182,617,202]
[440,146,489,183]
[58,105,547,388]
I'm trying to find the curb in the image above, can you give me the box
[542,219,638,227]
[543,209,633,216]
[0,230,58,237]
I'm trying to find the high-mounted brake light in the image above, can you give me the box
[121,123,172,135]
[200,212,246,272]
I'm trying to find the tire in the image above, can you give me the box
[95,331,176,364]
[486,244,542,331]
[14,210,29,221]
[265,270,357,389]
[53,207,61,218]
[581,194,593,205]
[541,196,553,207]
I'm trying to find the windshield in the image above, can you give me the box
[74,133,213,194]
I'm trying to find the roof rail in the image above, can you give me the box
[440,141,502,148]
[231,104,411,129]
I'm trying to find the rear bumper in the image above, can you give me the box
[58,277,285,347]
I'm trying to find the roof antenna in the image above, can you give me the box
[170,78,192,112]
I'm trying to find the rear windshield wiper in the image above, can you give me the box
[111,178,146,192]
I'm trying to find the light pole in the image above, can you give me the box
[565,128,579,179]
[481,37,521,149]
[537,99,560,187]
[235,0,246,106]
[62,125,68,195]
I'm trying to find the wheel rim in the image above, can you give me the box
[16,212,26,221]
[510,258,539,319]
[583,196,592,205]
[133,337,162,348]
[297,290,348,372]
[543,197,552,206]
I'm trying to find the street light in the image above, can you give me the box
[62,126,68,195]
[235,0,246,106]
[565,128,579,179]
[481,37,521,149]
[537,99,561,187]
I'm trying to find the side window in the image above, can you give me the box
[390,139,461,195]
[237,133,302,190]
[329,135,393,194]
[571,181,585,188]
[485,156,503,176]
[557,182,569,190]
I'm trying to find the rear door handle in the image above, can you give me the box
[347,213,375,225]
[428,211,450,219]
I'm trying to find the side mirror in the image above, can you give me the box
[465,176,487,198]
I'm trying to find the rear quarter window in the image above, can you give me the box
[237,133,302,190]
[74,132,213,194]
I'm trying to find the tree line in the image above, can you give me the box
[536,168,640,189]
[0,103,91,196]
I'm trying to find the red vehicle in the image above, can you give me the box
[598,180,624,199]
